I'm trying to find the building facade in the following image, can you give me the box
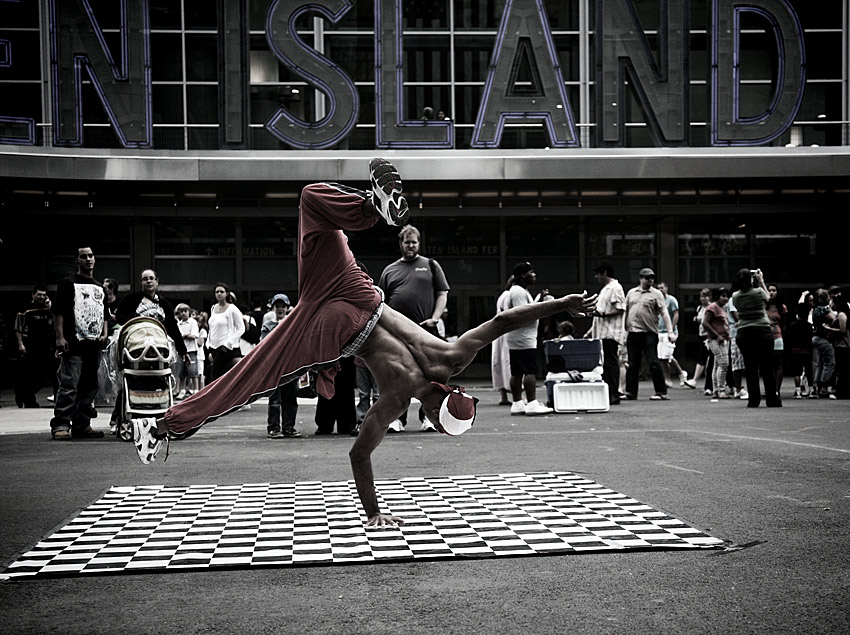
[1,0,848,377]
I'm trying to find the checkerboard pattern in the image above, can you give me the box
[1,471,724,579]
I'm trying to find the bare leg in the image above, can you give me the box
[523,374,537,402]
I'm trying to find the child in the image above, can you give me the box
[174,303,200,399]
[786,302,814,399]
[261,294,301,438]
[556,319,575,340]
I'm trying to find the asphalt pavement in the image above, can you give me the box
[0,382,848,634]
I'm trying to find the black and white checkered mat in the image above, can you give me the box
[1,471,724,579]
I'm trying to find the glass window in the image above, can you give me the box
[149,0,182,30]
[81,83,111,125]
[0,83,40,120]
[403,35,451,82]
[239,218,301,290]
[754,233,818,284]
[453,0,503,30]
[454,34,496,83]
[804,32,841,81]
[186,85,219,124]
[152,85,184,124]
[243,258,299,289]
[678,233,749,285]
[249,84,312,125]
[403,0,449,30]
[185,0,219,30]
[403,85,452,121]
[155,258,236,288]
[325,34,375,83]
[34,215,131,287]
[0,30,41,80]
[0,0,38,28]
[424,217,499,259]
[552,34,581,82]
[545,2,579,30]
[689,33,709,83]
[506,217,579,287]
[241,219,300,257]
[185,34,218,82]
[154,220,235,256]
[248,0,270,31]
[151,33,183,81]
[586,218,657,288]
[87,0,122,30]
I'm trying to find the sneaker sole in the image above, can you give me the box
[369,158,409,225]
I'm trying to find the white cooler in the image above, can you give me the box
[545,373,610,413]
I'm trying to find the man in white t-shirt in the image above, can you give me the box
[587,261,626,405]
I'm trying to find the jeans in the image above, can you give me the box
[626,332,667,397]
[833,346,849,398]
[267,379,298,431]
[355,364,379,423]
[707,339,730,395]
[812,335,835,387]
[50,341,101,432]
[737,326,779,406]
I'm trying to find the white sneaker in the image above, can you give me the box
[420,420,437,432]
[679,371,689,386]
[132,417,166,465]
[524,400,553,416]
[387,420,403,433]
[369,158,409,226]
[738,389,749,400]
[683,379,697,389]
[510,401,526,416]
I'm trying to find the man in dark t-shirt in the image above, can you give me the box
[378,225,450,431]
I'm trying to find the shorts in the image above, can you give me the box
[657,333,676,360]
[509,348,538,376]
[789,351,812,377]
[184,351,199,378]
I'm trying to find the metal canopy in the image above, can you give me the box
[2,147,849,183]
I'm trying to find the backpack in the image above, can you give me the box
[242,311,263,345]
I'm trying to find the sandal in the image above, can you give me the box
[649,394,670,401]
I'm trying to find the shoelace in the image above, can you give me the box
[162,434,170,462]
[153,429,170,462]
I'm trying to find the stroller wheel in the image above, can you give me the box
[117,419,134,442]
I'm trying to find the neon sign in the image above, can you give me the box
[0,0,807,150]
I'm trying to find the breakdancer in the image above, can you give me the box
[132,158,597,526]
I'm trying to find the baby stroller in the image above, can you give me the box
[114,317,175,442]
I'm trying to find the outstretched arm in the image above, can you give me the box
[453,292,597,362]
